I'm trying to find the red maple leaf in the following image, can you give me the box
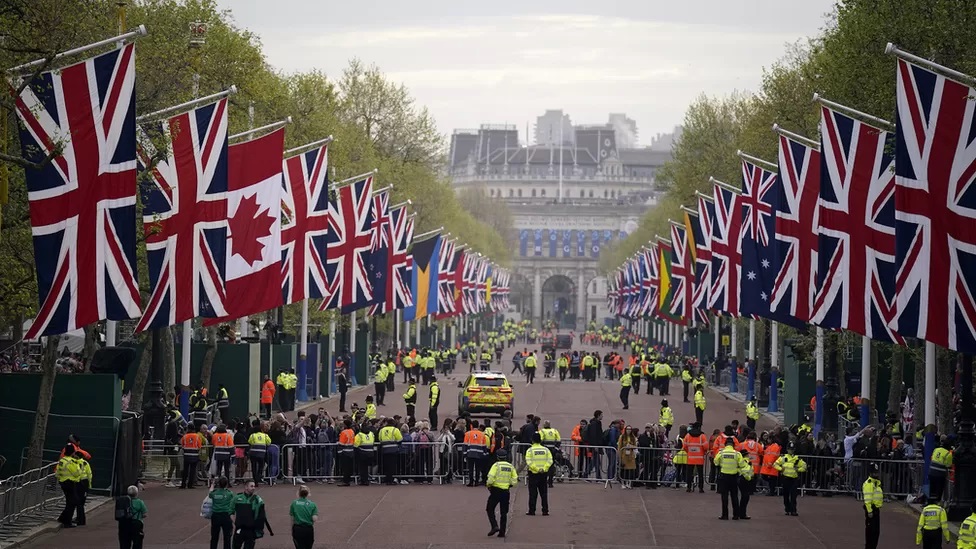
[228,193,274,266]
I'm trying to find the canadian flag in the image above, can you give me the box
[207,128,285,324]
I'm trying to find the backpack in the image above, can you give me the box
[417,430,432,449]
[114,496,133,521]
[602,429,612,447]
[286,426,303,445]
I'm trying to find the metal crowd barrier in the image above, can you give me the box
[280,441,451,484]
[140,441,283,486]
[0,463,60,525]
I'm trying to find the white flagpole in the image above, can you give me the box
[299,298,309,400]
[238,102,256,342]
[713,314,720,358]
[7,26,148,73]
[749,319,756,361]
[730,320,738,360]
[396,309,403,349]
[860,335,871,426]
[349,309,357,382]
[405,319,411,348]
[925,342,936,425]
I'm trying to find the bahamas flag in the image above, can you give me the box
[404,234,441,321]
[485,264,493,310]
[656,239,681,323]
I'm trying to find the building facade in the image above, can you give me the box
[449,117,674,328]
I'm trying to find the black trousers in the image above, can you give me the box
[620,387,630,408]
[338,390,347,412]
[118,519,144,549]
[695,408,704,425]
[487,487,510,533]
[683,381,690,401]
[232,528,256,549]
[215,458,231,480]
[526,368,535,383]
[632,376,640,392]
[374,383,386,405]
[406,404,415,419]
[249,456,266,484]
[75,479,88,525]
[58,481,77,525]
[292,524,314,549]
[864,509,880,549]
[339,454,354,484]
[746,418,756,430]
[358,456,374,485]
[429,405,438,429]
[528,472,549,514]
[210,512,232,549]
[182,458,199,487]
[739,476,755,517]
[718,474,740,518]
[261,403,272,419]
[930,474,946,502]
[382,452,398,484]
[559,368,567,380]
[646,376,655,394]
[781,476,798,513]
[921,528,942,549]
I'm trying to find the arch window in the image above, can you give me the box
[518,189,522,198]
[532,188,537,197]
[509,189,514,197]
[579,189,585,198]
[541,188,546,197]
[589,190,594,198]
[490,188,495,197]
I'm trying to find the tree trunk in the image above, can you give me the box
[26,335,60,470]
[128,333,153,411]
[162,326,175,398]
[937,347,953,434]
[887,344,904,414]
[82,324,99,369]
[199,326,218,390]
[869,339,879,406]
[915,342,926,432]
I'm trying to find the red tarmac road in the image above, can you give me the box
[25,341,922,548]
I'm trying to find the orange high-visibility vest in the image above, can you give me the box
[761,443,781,476]
[260,380,275,404]
[683,434,707,465]
[740,440,764,474]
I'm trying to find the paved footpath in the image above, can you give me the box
[22,341,922,548]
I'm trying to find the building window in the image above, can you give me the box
[611,190,616,199]
[509,189,514,197]
[579,189,584,198]
[532,188,537,197]
[589,190,593,198]
[603,189,607,198]
[541,188,546,197]
[490,188,495,197]
[518,189,522,198]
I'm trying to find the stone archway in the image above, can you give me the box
[541,274,576,329]
[508,273,532,319]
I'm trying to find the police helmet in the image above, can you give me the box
[496,449,509,459]
[661,399,668,407]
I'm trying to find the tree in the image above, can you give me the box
[25,334,59,470]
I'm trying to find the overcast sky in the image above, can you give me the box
[215,0,836,146]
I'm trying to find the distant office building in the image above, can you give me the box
[608,113,638,148]
[534,110,574,146]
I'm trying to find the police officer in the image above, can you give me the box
[373,363,388,406]
[524,433,553,516]
[714,437,744,520]
[56,445,82,528]
[354,424,376,486]
[916,497,950,548]
[486,449,518,538]
[957,501,976,549]
[773,442,807,516]
[681,368,693,402]
[619,369,632,410]
[428,376,440,429]
[659,399,674,438]
[737,449,754,520]
[694,383,706,426]
[539,420,561,488]
[523,352,537,384]
[189,385,209,429]
[862,463,883,549]
[403,378,417,419]
[377,418,403,485]
[215,384,230,425]
[745,397,759,430]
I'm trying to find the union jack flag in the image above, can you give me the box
[475,259,489,312]
[771,133,820,324]
[893,58,976,351]
[669,223,692,325]
[14,44,142,338]
[281,144,329,305]
[462,254,479,315]
[641,246,660,318]
[693,196,714,314]
[812,106,902,343]
[709,184,743,316]
[320,177,374,312]
[607,271,619,315]
[135,98,229,331]
[435,239,458,316]
[495,270,510,310]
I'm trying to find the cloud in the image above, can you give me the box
[216,3,833,139]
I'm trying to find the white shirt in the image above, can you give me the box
[843,434,860,462]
